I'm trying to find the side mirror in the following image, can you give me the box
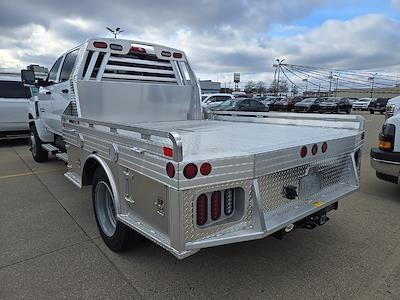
[21,70,36,86]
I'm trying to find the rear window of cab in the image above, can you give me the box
[0,81,31,98]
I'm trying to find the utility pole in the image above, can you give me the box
[334,74,340,97]
[328,71,333,97]
[370,73,378,98]
[318,83,321,97]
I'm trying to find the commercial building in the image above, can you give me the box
[199,80,221,93]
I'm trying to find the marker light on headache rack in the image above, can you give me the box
[163,147,173,158]
[130,46,146,53]
[93,42,107,49]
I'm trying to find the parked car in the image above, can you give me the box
[273,97,303,111]
[348,97,358,105]
[319,97,352,114]
[0,73,31,138]
[352,98,376,110]
[368,98,389,114]
[294,97,321,112]
[260,96,286,111]
[201,93,234,109]
[212,98,269,112]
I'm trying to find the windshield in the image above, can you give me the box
[358,99,370,102]
[301,98,316,103]
[201,95,208,101]
[323,98,339,103]
[219,99,238,107]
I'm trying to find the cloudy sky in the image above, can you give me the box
[1,0,400,85]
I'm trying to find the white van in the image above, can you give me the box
[0,73,31,137]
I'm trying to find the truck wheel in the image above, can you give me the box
[370,110,374,114]
[380,110,384,115]
[92,167,129,251]
[29,125,48,162]
[346,109,351,114]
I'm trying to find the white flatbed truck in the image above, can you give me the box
[21,38,364,259]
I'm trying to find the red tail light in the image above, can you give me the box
[197,194,207,226]
[130,46,146,53]
[300,146,307,158]
[163,147,173,158]
[166,162,175,178]
[183,163,198,179]
[93,42,107,49]
[173,52,183,58]
[211,191,221,220]
[322,142,328,153]
[200,162,212,176]
[311,144,318,155]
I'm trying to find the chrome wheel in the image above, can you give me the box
[95,181,117,237]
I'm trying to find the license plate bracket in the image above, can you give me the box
[299,169,322,198]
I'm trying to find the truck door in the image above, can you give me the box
[37,56,63,133]
[46,49,79,135]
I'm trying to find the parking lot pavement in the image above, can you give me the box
[1,112,400,299]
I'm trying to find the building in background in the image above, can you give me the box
[199,80,221,94]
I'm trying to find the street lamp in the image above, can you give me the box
[274,58,285,96]
[369,73,378,98]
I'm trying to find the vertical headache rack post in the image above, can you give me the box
[61,114,183,162]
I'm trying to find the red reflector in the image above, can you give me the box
[200,162,212,176]
[197,194,207,226]
[161,51,171,57]
[166,162,175,178]
[163,147,173,158]
[130,46,146,53]
[173,52,183,58]
[312,144,318,155]
[183,163,198,179]
[322,142,328,153]
[300,146,307,158]
[93,42,107,49]
[211,191,221,220]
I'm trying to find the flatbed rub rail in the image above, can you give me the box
[208,111,365,131]
[61,114,183,162]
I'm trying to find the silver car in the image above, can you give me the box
[0,73,31,135]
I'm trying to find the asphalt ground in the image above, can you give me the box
[1,111,400,299]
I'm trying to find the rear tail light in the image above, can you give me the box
[200,162,212,176]
[300,146,307,158]
[130,46,146,53]
[311,144,318,155]
[93,41,107,49]
[161,51,171,57]
[173,52,183,58]
[166,162,175,178]
[224,189,234,215]
[211,192,221,220]
[322,142,328,153]
[197,194,207,226]
[183,163,198,179]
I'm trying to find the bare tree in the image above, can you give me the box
[255,81,267,95]
[244,81,256,94]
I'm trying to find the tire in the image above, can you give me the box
[92,167,130,251]
[370,110,374,114]
[29,125,48,162]
[346,109,351,114]
[380,110,384,115]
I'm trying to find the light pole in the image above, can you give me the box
[334,74,340,97]
[328,71,333,97]
[273,58,285,96]
[302,76,309,95]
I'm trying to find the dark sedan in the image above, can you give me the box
[319,97,352,114]
[212,98,269,112]
[273,98,303,111]
[294,98,321,113]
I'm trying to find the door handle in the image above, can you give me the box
[62,89,69,94]
[45,91,51,95]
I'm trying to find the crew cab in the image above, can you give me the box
[0,72,31,139]
[385,96,400,119]
[211,98,268,112]
[22,38,364,259]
